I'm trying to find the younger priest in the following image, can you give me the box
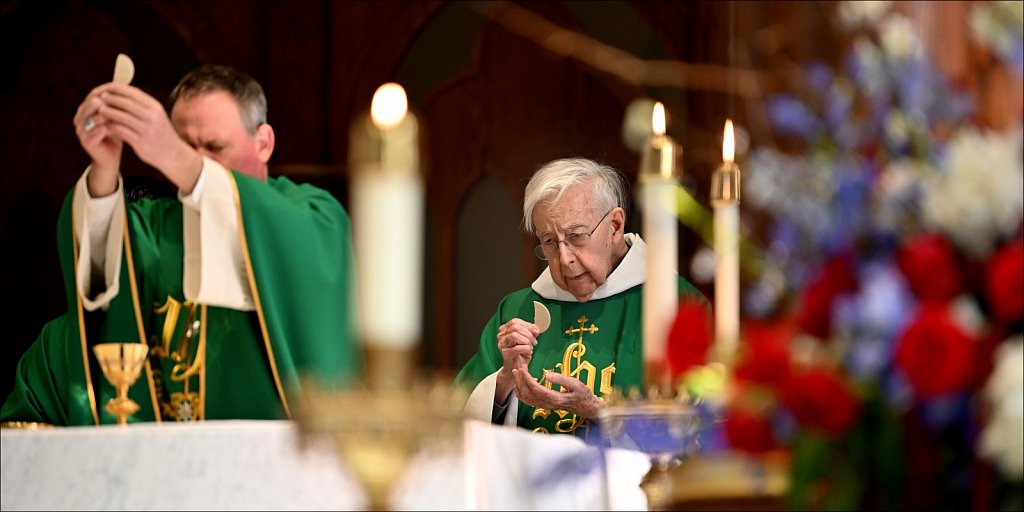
[1,65,360,425]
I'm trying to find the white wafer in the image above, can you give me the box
[84,54,134,133]
[113,53,134,84]
[533,301,551,334]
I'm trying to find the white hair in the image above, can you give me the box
[522,158,627,235]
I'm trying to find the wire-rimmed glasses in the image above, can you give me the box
[533,209,613,260]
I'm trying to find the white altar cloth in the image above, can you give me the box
[1,419,649,510]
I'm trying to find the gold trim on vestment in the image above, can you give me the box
[225,170,291,419]
[122,208,163,423]
[199,304,207,420]
[150,296,206,421]
[70,193,100,426]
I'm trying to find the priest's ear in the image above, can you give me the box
[256,123,275,164]
[610,207,626,239]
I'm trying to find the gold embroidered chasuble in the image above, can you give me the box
[1,171,360,425]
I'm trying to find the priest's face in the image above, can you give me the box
[532,182,625,302]
[171,90,274,181]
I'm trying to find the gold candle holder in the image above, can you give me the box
[293,347,466,511]
[93,342,149,426]
[710,160,740,204]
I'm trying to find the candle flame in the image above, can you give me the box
[723,119,734,163]
[652,102,666,136]
[370,82,408,129]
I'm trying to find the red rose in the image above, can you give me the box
[666,298,712,378]
[971,330,1005,390]
[985,239,1023,325]
[780,367,861,437]
[894,303,978,397]
[796,255,857,339]
[724,384,779,453]
[733,318,794,387]
[897,233,962,303]
[724,405,778,454]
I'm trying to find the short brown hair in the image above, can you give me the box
[169,65,267,135]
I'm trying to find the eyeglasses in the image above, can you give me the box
[533,209,613,260]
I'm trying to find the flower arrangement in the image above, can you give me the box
[708,2,1023,510]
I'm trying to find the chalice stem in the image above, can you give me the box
[117,383,130,425]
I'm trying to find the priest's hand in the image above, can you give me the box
[511,368,605,419]
[74,83,124,197]
[84,83,202,193]
[494,319,539,406]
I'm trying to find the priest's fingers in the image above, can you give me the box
[497,332,535,371]
[73,85,124,178]
[74,83,114,126]
[500,344,533,359]
[497,319,540,340]
[496,320,538,356]
[95,83,190,173]
[75,115,125,178]
[93,83,159,117]
[510,368,548,409]
[532,371,604,418]
[95,84,164,137]
[513,369,572,410]
[543,372,603,414]
[499,344,533,374]
[74,84,114,138]
[543,371,584,392]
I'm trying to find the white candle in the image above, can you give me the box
[350,83,423,350]
[639,102,680,388]
[712,120,741,365]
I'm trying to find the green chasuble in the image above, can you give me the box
[1,171,360,426]
[455,267,705,442]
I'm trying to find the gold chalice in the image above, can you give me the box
[93,342,149,425]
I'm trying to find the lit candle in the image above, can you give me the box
[639,102,681,391]
[349,83,423,367]
[711,120,741,366]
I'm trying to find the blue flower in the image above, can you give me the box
[766,94,822,139]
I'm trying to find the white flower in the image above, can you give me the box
[839,1,891,30]
[884,110,912,148]
[874,158,934,234]
[878,159,927,199]
[746,148,810,212]
[852,38,888,97]
[949,295,986,339]
[920,125,1024,259]
[978,335,1024,480]
[879,15,924,61]
[970,1,1024,65]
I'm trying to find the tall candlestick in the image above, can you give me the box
[639,102,681,391]
[711,120,741,366]
[349,83,424,387]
